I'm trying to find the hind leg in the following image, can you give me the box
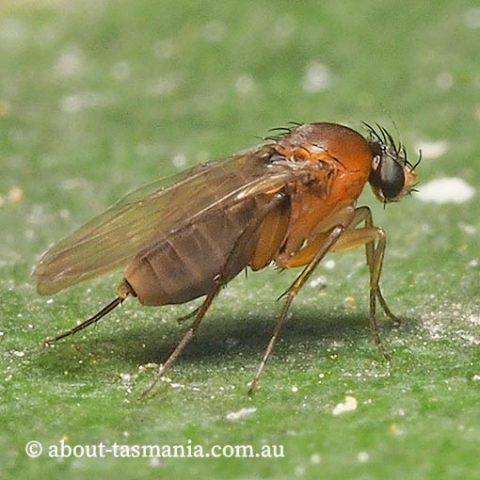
[140,193,287,399]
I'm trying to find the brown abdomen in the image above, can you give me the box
[124,197,263,306]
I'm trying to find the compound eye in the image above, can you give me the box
[369,155,405,201]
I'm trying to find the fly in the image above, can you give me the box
[33,122,419,397]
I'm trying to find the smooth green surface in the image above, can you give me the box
[1,1,479,479]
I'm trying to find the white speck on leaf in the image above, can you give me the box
[357,451,369,463]
[53,46,85,78]
[435,72,454,90]
[225,407,257,422]
[323,259,335,270]
[414,140,449,159]
[416,177,475,204]
[459,333,480,346]
[468,259,479,268]
[235,75,255,96]
[7,187,23,204]
[60,92,113,113]
[302,62,332,93]
[170,383,185,389]
[332,395,358,415]
[0,18,26,42]
[459,223,476,235]
[390,423,406,436]
[172,153,187,169]
[467,314,480,326]
[308,276,327,289]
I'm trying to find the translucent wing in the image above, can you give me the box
[34,144,306,295]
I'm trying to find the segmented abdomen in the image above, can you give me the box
[124,197,262,305]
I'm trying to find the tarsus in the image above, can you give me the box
[43,296,126,345]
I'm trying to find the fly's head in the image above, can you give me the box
[364,123,420,204]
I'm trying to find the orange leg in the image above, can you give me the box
[294,206,399,354]
[334,206,400,328]
[249,206,398,394]
[278,205,356,268]
[279,206,398,329]
[328,211,399,360]
[248,224,345,395]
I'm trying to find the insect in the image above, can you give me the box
[34,122,419,397]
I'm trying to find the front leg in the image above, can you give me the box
[330,206,400,360]
[278,205,399,361]
[331,206,400,323]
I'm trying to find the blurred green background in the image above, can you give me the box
[1,0,479,479]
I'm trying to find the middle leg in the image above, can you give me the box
[140,193,287,399]
[248,224,346,395]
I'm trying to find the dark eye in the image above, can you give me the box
[369,154,405,201]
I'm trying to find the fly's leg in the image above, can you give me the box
[140,193,288,400]
[328,206,399,361]
[140,285,217,400]
[248,225,345,396]
[364,215,400,328]
[343,206,400,326]
[43,279,132,345]
[175,305,201,324]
